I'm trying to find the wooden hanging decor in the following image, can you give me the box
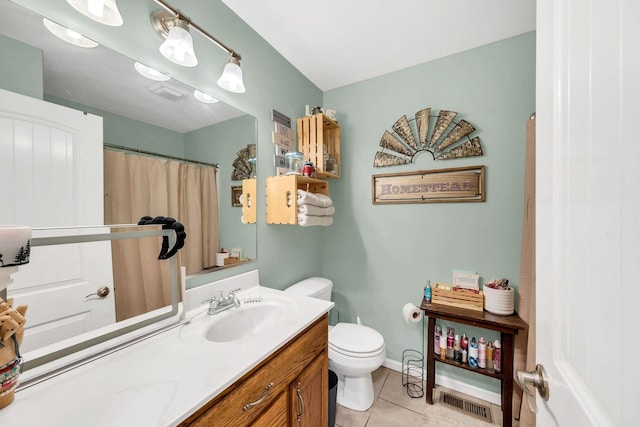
[373,108,483,167]
[231,144,256,181]
[372,166,485,204]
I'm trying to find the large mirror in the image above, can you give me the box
[0,0,257,368]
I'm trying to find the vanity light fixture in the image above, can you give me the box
[156,16,198,67]
[151,0,246,93]
[43,18,99,48]
[66,0,123,27]
[134,62,171,81]
[193,90,219,104]
[217,55,246,94]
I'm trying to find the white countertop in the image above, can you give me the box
[1,274,333,426]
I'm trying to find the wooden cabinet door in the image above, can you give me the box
[289,353,328,426]
[252,391,288,427]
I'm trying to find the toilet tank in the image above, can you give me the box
[285,277,333,301]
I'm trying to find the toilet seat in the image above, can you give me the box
[329,323,385,358]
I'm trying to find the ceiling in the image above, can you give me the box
[222,0,537,91]
[2,1,536,131]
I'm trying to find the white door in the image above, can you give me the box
[534,1,638,426]
[0,87,116,353]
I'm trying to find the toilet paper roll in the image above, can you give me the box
[402,303,423,324]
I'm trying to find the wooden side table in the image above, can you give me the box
[420,300,527,427]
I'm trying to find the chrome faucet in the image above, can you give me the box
[202,288,241,315]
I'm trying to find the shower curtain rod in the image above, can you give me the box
[104,143,219,168]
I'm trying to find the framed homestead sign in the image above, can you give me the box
[372,166,485,204]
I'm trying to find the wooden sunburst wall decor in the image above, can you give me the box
[373,108,483,167]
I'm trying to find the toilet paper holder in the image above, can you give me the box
[402,348,424,398]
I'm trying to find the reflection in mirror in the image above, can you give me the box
[0,1,257,372]
[0,1,257,272]
[15,225,181,377]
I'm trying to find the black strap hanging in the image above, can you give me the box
[137,216,187,260]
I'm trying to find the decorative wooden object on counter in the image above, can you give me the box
[266,175,329,225]
[223,257,242,266]
[241,178,256,224]
[297,113,340,179]
[180,314,329,426]
[431,287,484,312]
[421,301,527,427]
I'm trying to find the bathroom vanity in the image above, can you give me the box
[183,315,328,426]
[1,271,333,426]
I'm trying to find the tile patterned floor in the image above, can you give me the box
[334,367,519,427]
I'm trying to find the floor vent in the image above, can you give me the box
[439,392,493,423]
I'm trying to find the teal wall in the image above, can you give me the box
[323,32,535,393]
[185,114,257,260]
[46,95,185,157]
[8,1,535,396]
[0,33,43,99]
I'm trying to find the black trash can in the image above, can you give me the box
[328,369,338,427]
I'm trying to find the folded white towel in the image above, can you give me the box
[297,189,333,207]
[297,214,333,227]
[297,204,335,216]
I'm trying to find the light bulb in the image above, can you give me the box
[88,0,104,17]
[66,0,123,26]
[217,56,245,93]
[66,28,82,40]
[134,62,170,81]
[159,20,198,67]
[43,18,99,48]
[193,90,219,104]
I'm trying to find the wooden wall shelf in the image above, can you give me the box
[241,178,256,224]
[266,175,329,224]
[297,113,340,179]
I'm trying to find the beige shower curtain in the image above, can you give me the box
[514,117,536,425]
[104,150,219,321]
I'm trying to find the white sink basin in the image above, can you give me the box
[204,295,297,343]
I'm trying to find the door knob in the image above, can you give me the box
[85,286,110,299]
[516,364,549,413]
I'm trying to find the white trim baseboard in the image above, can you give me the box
[383,357,501,405]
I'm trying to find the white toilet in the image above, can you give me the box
[285,277,386,411]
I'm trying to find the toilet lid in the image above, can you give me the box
[329,323,384,354]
